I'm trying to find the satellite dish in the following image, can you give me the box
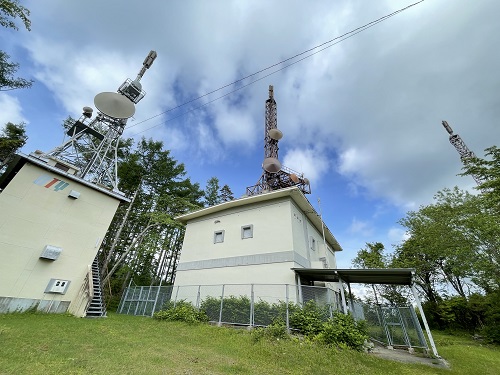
[263,157,281,173]
[303,178,310,185]
[94,92,136,119]
[268,128,283,140]
[82,106,93,118]
[290,173,299,183]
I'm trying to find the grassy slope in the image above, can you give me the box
[0,313,498,375]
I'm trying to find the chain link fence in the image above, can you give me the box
[118,282,339,325]
[353,303,428,349]
[117,282,428,350]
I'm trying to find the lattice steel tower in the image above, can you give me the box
[36,51,157,192]
[246,85,311,196]
[441,120,484,185]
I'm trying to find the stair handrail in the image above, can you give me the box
[88,264,94,299]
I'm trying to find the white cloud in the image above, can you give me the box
[387,227,409,245]
[282,147,330,184]
[348,218,374,237]
[0,95,27,126]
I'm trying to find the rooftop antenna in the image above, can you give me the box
[246,85,311,196]
[36,51,157,192]
[441,120,484,185]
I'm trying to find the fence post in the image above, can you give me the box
[196,285,201,309]
[118,281,131,314]
[411,284,439,357]
[338,278,348,314]
[286,284,290,333]
[327,288,333,319]
[218,284,225,326]
[173,285,180,308]
[249,284,254,327]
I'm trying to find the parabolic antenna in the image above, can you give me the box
[268,128,283,140]
[290,173,299,183]
[303,178,310,185]
[263,157,281,173]
[94,92,136,119]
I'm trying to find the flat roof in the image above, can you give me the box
[1,153,129,202]
[176,186,342,251]
[292,268,415,285]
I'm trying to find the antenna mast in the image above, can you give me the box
[441,120,483,185]
[38,51,157,192]
[246,85,311,196]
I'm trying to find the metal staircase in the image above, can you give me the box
[85,256,107,318]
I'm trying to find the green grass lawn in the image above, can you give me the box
[0,313,499,375]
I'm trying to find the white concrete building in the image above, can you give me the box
[174,187,342,291]
[0,154,126,316]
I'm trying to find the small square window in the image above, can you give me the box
[241,225,253,239]
[214,230,225,243]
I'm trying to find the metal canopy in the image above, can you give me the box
[291,268,415,286]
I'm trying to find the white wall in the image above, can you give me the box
[0,162,120,315]
[175,194,339,289]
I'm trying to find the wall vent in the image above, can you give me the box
[40,245,62,260]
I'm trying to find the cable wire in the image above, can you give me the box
[128,1,424,136]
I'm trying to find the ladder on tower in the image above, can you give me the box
[85,256,107,318]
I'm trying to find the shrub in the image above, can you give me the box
[153,300,208,324]
[251,318,289,342]
[289,300,330,336]
[314,312,369,351]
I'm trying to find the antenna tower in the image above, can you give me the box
[37,51,157,192]
[246,85,311,196]
[441,120,483,185]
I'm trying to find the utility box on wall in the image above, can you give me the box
[45,279,71,294]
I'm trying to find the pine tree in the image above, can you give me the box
[219,184,234,202]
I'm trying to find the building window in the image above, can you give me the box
[310,237,316,251]
[214,230,225,244]
[241,225,253,239]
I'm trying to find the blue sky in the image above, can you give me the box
[2,0,500,269]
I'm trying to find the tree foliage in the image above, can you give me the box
[0,0,33,91]
[0,121,27,167]
[203,177,235,206]
[0,0,30,30]
[392,144,500,341]
[220,184,234,202]
[98,137,203,307]
[203,176,221,206]
[352,242,408,305]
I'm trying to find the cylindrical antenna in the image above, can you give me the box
[136,50,158,81]
[442,120,454,135]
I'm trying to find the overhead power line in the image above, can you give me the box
[128,0,424,136]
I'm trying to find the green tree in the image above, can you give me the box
[394,187,499,300]
[219,184,234,202]
[0,0,33,91]
[0,122,27,167]
[461,145,500,209]
[352,242,407,305]
[203,176,221,206]
[98,137,203,307]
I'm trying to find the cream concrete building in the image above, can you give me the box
[174,187,342,295]
[0,154,126,316]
